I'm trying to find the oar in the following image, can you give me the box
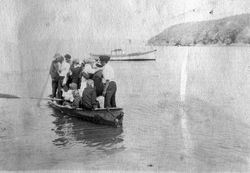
[0,93,62,101]
[37,73,50,106]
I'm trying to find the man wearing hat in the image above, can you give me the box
[49,53,63,98]
[60,54,71,86]
[64,54,73,88]
[64,54,72,64]
[99,55,117,108]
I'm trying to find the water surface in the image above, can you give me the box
[0,47,250,172]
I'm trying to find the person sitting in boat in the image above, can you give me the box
[99,55,117,108]
[69,58,84,89]
[62,83,81,108]
[81,79,99,110]
[72,87,81,108]
[62,86,73,104]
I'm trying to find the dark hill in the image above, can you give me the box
[148,13,250,46]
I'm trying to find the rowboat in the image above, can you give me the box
[90,49,157,61]
[48,101,124,127]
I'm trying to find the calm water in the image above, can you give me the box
[0,47,250,171]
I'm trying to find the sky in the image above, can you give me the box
[1,0,250,42]
[0,0,250,72]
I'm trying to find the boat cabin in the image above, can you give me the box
[111,49,124,55]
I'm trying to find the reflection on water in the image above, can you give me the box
[51,109,124,152]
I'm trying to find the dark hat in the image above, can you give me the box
[53,53,61,59]
[96,63,104,67]
[56,55,64,62]
[64,54,71,59]
[99,55,110,62]
[72,58,80,64]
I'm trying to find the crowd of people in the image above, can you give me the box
[49,53,117,110]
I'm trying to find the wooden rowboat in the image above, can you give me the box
[90,49,157,61]
[48,101,124,127]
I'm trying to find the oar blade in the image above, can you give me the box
[0,93,20,99]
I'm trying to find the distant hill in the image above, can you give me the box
[148,14,250,46]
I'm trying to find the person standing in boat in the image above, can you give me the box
[55,55,69,103]
[99,55,117,108]
[60,55,71,87]
[65,54,72,64]
[79,58,103,96]
[49,53,63,98]
[82,58,96,79]
[92,63,104,97]
[64,54,72,88]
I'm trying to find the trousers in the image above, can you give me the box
[104,81,117,108]
[52,79,59,98]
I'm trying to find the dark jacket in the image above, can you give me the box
[92,70,104,97]
[81,86,98,110]
[49,60,60,80]
[70,65,83,89]
[72,90,81,108]
[70,65,83,83]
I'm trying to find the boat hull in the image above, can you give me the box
[48,101,124,127]
[90,49,156,61]
[110,57,156,61]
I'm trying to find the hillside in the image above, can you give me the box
[148,14,250,46]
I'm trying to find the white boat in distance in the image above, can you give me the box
[90,49,157,61]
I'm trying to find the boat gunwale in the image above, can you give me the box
[48,101,124,127]
[48,101,123,112]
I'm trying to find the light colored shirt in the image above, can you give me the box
[62,90,74,102]
[84,64,95,74]
[60,61,70,77]
[79,78,87,97]
[60,61,70,85]
[102,63,114,82]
